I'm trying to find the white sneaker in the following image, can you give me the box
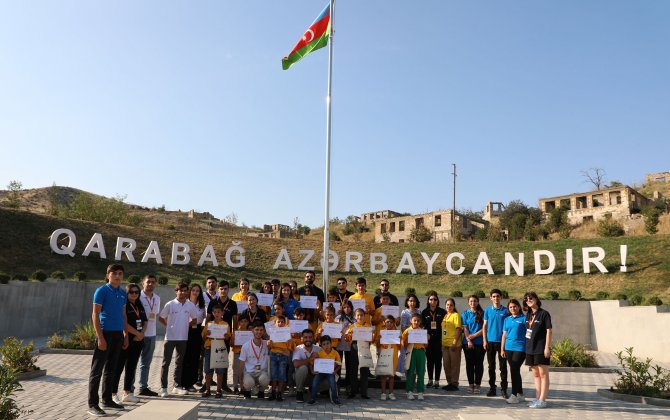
[517,394,526,402]
[417,393,424,400]
[122,392,140,403]
[172,387,188,395]
[111,394,121,404]
[380,393,387,401]
[528,399,538,407]
[388,393,396,401]
[407,392,415,400]
[159,388,168,398]
[532,400,548,409]
[506,394,520,404]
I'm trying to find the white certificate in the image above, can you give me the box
[321,323,342,338]
[264,320,276,333]
[235,300,248,312]
[407,329,428,344]
[352,326,373,342]
[269,326,292,343]
[313,358,335,374]
[257,293,274,307]
[380,329,400,345]
[234,330,253,346]
[290,319,309,334]
[207,324,228,339]
[324,302,341,314]
[300,296,318,309]
[381,305,400,318]
[350,299,366,311]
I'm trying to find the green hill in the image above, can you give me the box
[1,208,669,302]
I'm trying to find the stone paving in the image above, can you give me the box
[15,340,670,419]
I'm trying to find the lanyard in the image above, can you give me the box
[248,310,258,324]
[338,292,348,306]
[250,340,264,363]
[145,294,156,313]
[129,301,140,319]
[429,310,436,321]
[527,311,538,328]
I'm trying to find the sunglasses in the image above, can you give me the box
[128,290,140,295]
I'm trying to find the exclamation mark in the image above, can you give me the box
[620,245,627,272]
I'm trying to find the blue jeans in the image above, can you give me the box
[138,335,156,390]
[270,352,289,382]
[310,373,338,402]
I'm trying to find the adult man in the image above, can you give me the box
[158,282,198,397]
[373,279,399,308]
[238,321,270,399]
[137,274,160,397]
[292,329,322,403]
[203,276,219,308]
[482,288,510,398]
[87,264,128,417]
[205,280,238,392]
[298,271,325,303]
[334,277,354,306]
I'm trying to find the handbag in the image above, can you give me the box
[210,340,229,369]
[357,340,373,369]
[375,347,394,376]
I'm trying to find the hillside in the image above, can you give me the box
[1,207,669,302]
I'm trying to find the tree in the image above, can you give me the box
[642,206,660,235]
[498,200,542,241]
[223,212,238,230]
[581,168,606,191]
[46,182,60,215]
[409,225,432,242]
[4,180,22,209]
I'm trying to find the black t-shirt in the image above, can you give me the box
[374,293,399,308]
[422,307,447,345]
[336,290,354,306]
[525,308,552,355]
[239,307,268,325]
[298,285,325,303]
[126,300,148,340]
[207,296,238,326]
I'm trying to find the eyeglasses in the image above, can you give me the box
[337,282,346,285]
[128,290,139,295]
[525,297,535,302]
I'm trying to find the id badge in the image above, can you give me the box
[431,321,437,330]
[149,313,155,319]
[136,320,143,331]
[525,329,532,339]
[254,365,261,372]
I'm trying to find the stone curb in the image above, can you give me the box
[550,366,619,373]
[18,369,47,381]
[597,388,670,407]
[39,348,94,355]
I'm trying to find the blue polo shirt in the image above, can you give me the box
[461,309,484,346]
[483,304,509,342]
[93,283,127,332]
[503,314,526,352]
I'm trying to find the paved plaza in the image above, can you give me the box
[15,340,669,419]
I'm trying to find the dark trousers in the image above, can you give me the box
[426,343,442,382]
[462,345,485,385]
[161,341,187,389]
[112,339,143,393]
[88,331,124,406]
[506,350,525,396]
[486,342,508,390]
[181,326,203,389]
[348,345,369,397]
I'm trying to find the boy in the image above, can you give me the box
[267,315,294,401]
[231,317,250,394]
[307,335,342,405]
[344,308,375,399]
[349,278,375,324]
[201,305,231,398]
[483,288,509,398]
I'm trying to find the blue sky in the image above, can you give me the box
[1,1,668,228]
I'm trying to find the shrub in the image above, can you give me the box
[404,287,416,296]
[251,282,263,291]
[157,276,169,285]
[474,290,486,299]
[228,280,239,290]
[11,274,27,282]
[595,291,610,300]
[374,288,382,296]
[597,216,625,237]
[567,290,582,301]
[181,278,192,286]
[500,290,509,299]
[647,296,663,306]
[50,271,65,280]
[614,347,670,398]
[31,270,47,282]
[642,206,660,235]
[451,290,463,298]
[424,289,437,297]
[126,274,141,283]
[73,271,87,281]
[0,338,39,373]
[410,225,433,242]
[629,295,644,306]
[550,338,598,368]
[615,293,628,300]
[47,322,96,350]
[0,273,9,284]
[0,365,31,419]
[546,291,559,300]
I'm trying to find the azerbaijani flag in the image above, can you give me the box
[282,3,331,70]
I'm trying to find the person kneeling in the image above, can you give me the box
[238,321,270,399]
[307,335,342,405]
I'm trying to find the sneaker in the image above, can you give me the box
[433,381,440,389]
[139,388,158,397]
[380,393,387,401]
[388,393,396,401]
[296,391,304,403]
[474,385,481,394]
[287,387,296,397]
[268,391,276,401]
[102,400,124,410]
[486,387,496,397]
[307,399,316,405]
[517,394,526,402]
[215,391,223,399]
[187,386,197,393]
[532,400,548,409]
[426,380,433,388]
[417,393,424,400]
[243,391,252,399]
[501,389,509,399]
[506,394,520,404]
[111,394,122,405]
[277,393,284,402]
[332,399,342,405]
[87,405,106,417]
[528,399,538,407]
[222,385,233,394]
[407,392,415,400]
[233,387,240,395]
[201,390,211,397]
[159,388,168,398]
[172,387,187,396]
[195,381,203,388]
[121,393,139,403]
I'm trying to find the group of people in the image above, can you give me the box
[87,264,553,416]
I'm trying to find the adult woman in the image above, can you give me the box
[441,298,462,391]
[461,295,485,394]
[523,291,552,408]
[398,294,420,376]
[181,283,206,391]
[421,292,446,388]
[112,283,147,403]
[239,293,268,325]
[274,283,300,320]
[231,277,250,302]
[288,280,299,300]
[501,299,526,404]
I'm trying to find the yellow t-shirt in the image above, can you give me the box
[231,291,248,302]
[441,312,462,347]
[231,328,248,354]
[269,335,295,354]
[346,321,374,343]
[401,326,426,350]
[350,292,375,323]
[201,320,230,349]
[315,348,341,364]
[316,321,341,348]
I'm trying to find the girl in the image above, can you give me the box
[501,299,526,404]
[275,283,300,320]
[300,285,320,331]
[398,294,420,377]
[376,315,400,400]
[231,317,250,394]
[401,313,426,400]
[421,292,446,388]
[289,280,300,300]
[523,292,552,409]
[441,298,462,391]
[259,281,273,314]
[231,277,250,302]
[182,283,206,392]
[461,295,485,394]
[336,300,355,393]
[316,304,341,349]
[344,307,375,399]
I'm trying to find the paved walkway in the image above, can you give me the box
[15,341,670,419]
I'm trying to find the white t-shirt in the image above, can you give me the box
[292,344,322,362]
[139,291,160,337]
[239,339,269,373]
[159,299,198,341]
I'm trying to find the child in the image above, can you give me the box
[375,315,400,400]
[267,315,295,401]
[300,286,320,331]
[336,301,355,393]
[398,294,420,378]
[402,313,426,400]
[344,308,375,399]
[316,305,341,349]
[321,289,339,321]
[350,278,375,324]
[231,317,250,394]
[307,335,342,405]
[201,305,231,398]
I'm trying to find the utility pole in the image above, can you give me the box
[451,163,456,242]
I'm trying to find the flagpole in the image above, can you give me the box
[322,0,335,294]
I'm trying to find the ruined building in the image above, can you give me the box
[360,210,403,225]
[373,209,483,243]
[251,224,291,239]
